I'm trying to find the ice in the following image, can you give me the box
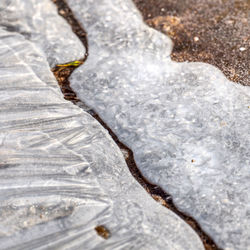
[0,22,204,250]
[67,0,250,249]
[0,0,85,67]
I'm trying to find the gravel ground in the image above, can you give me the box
[134,0,249,85]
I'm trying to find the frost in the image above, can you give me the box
[0,25,204,250]
[0,0,85,67]
[67,0,250,249]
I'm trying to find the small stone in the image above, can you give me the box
[59,9,65,15]
[95,225,111,239]
[194,36,199,42]
[239,47,246,51]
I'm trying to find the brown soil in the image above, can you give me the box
[134,0,250,86]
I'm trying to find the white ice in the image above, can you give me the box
[0,2,204,249]
[67,0,250,249]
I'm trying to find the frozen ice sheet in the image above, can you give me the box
[67,0,250,249]
[0,0,85,67]
[0,27,204,249]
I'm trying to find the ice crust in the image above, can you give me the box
[67,0,250,249]
[0,20,204,250]
[0,0,85,67]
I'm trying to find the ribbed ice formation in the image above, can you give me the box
[0,1,204,249]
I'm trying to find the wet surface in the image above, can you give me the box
[134,0,249,85]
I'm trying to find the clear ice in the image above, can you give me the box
[0,1,204,249]
[0,0,85,67]
[67,0,250,249]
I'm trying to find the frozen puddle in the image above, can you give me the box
[0,1,204,249]
[67,0,250,249]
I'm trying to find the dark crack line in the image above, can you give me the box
[52,1,222,249]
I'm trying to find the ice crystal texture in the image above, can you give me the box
[0,0,85,67]
[0,19,204,250]
[67,0,250,249]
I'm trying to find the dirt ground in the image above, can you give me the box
[134,0,249,86]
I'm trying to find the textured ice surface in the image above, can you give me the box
[67,0,250,249]
[0,0,85,67]
[0,27,204,249]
